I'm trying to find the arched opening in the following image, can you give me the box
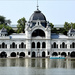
[32,52,36,57]
[0,51,7,58]
[10,42,17,48]
[12,42,15,48]
[42,42,46,48]
[19,52,25,57]
[37,42,40,48]
[32,42,35,48]
[53,42,57,48]
[61,52,67,57]
[52,42,58,48]
[2,42,5,48]
[70,51,75,57]
[71,42,75,48]
[32,29,45,37]
[72,42,75,48]
[61,42,67,48]
[42,51,45,57]
[62,42,65,48]
[10,52,16,57]
[19,42,26,48]
[21,42,24,48]
[52,52,58,56]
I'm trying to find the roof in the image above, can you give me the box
[51,33,68,39]
[29,10,46,21]
[1,27,7,32]
[68,29,75,33]
[10,33,26,39]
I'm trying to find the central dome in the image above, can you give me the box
[29,10,46,21]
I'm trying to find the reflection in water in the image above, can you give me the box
[0,58,75,75]
[0,58,75,69]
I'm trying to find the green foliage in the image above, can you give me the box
[0,24,14,35]
[50,23,54,29]
[17,17,26,33]
[0,15,14,35]
[0,16,5,24]
[64,22,71,31]
[0,15,11,25]
[51,22,75,35]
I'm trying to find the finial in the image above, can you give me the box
[37,0,39,10]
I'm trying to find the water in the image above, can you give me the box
[0,58,75,75]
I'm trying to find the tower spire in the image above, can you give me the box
[37,0,39,10]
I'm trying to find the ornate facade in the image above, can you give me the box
[0,9,75,58]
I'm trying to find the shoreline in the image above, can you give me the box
[0,57,75,59]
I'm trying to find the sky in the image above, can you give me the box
[0,0,75,26]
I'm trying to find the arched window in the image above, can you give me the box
[32,42,35,48]
[54,42,56,48]
[70,51,75,57]
[19,52,25,57]
[52,42,58,48]
[19,42,26,48]
[70,42,75,48]
[10,42,17,48]
[37,42,40,48]
[42,51,45,57]
[2,43,5,48]
[10,52,16,57]
[21,42,24,48]
[0,51,7,58]
[12,42,15,48]
[42,42,46,48]
[61,52,67,57]
[32,29,45,37]
[61,42,67,48]
[32,52,36,57]
[52,52,58,56]
[1,42,7,48]
[62,42,65,48]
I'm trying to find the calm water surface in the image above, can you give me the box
[0,58,75,75]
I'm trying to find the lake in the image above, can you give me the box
[0,58,75,75]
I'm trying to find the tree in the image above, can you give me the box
[0,24,14,35]
[70,22,75,29]
[17,17,26,33]
[0,15,11,25]
[0,15,14,35]
[0,16,5,24]
[50,23,54,29]
[5,19,11,25]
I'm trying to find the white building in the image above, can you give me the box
[0,8,75,58]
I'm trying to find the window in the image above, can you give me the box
[32,29,45,37]
[42,42,46,48]
[48,51,50,55]
[70,42,75,48]
[0,42,7,48]
[60,42,67,48]
[37,42,40,48]
[52,42,58,48]
[19,42,26,48]
[32,42,35,48]
[28,52,30,55]
[10,42,17,48]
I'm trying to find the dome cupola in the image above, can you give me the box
[29,10,46,21]
[28,9,47,28]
